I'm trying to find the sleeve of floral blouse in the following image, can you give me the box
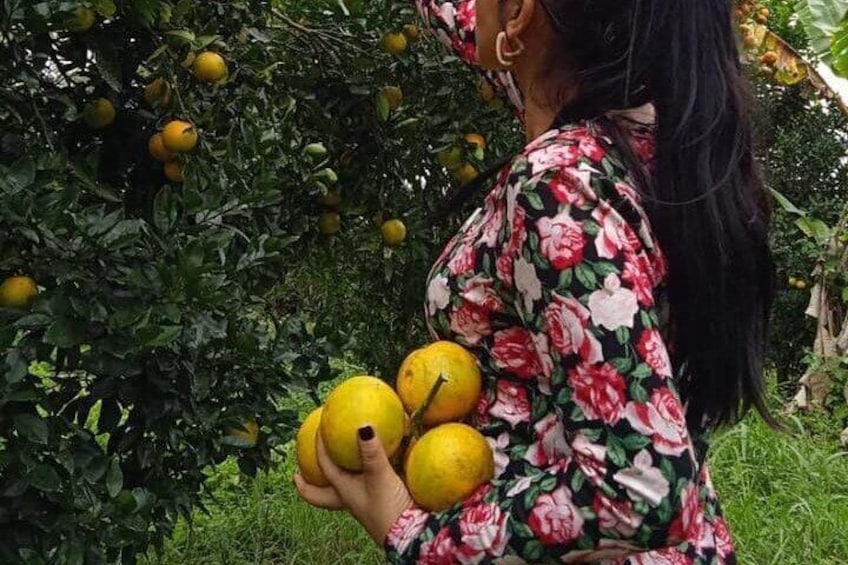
[383,166,702,563]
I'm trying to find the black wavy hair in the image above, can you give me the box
[438,0,779,432]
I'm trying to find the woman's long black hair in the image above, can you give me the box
[439,0,779,432]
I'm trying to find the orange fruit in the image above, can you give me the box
[478,79,495,102]
[319,189,342,208]
[318,211,341,235]
[144,77,173,109]
[0,276,38,308]
[83,98,116,129]
[437,147,463,171]
[464,133,486,150]
[795,279,807,290]
[404,423,494,511]
[66,6,95,32]
[402,24,420,42]
[381,219,407,247]
[320,376,406,471]
[380,86,403,111]
[224,420,259,447]
[161,120,198,153]
[164,161,183,183]
[296,407,330,487]
[453,163,479,185]
[148,133,176,162]
[381,32,407,55]
[193,51,228,83]
[396,341,482,426]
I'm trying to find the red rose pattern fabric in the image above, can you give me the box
[386,1,738,563]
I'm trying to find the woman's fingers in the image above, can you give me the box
[315,432,356,487]
[293,474,345,510]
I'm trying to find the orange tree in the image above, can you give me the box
[0,0,514,561]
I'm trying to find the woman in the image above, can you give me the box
[295,0,779,562]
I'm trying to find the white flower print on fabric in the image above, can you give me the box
[427,274,450,316]
[588,273,639,330]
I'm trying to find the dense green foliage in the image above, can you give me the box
[0,0,514,561]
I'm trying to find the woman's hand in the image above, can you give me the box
[294,425,414,545]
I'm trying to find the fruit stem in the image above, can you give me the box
[408,374,447,439]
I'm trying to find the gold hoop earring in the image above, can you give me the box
[496,31,524,67]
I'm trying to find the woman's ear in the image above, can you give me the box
[503,0,537,40]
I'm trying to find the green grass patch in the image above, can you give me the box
[710,413,848,564]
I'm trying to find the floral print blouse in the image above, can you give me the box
[384,1,738,564]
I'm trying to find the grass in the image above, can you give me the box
[143,385,848,565]
[709,413,848,564]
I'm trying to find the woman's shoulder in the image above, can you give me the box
[512,121,614,181]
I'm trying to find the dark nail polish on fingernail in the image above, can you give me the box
[358,425,374,441]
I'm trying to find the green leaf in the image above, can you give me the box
[141,325,183,347]
[629,382,649,403]
[797,0,848,59]
[153,186,178,233]
[106,459,123,498]
[575,263,597,289]
[769,187,807,217]
[30,464,61,492]
[91,40,123,92]
[616,326,631,345]
[524,191,545,211]
[832,19,848,77]
[1,157,36,194]
[795,216,832,244]
[376,94,389,122]
[607,436,627,467]
[44,318,85,348]
[14,413,48,444]
[166,30,196,43]
[4,350,28,384]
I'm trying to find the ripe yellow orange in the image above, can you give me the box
[224,420,259,447]
[164,161,184,183]
[161,120,198,153]
[795,279,808,290]
[320,376,406,471]
[402,24,420,42]
[437,147,463,171]
[144,77,173,109]
[67,6,96,33]
[319,189,342,208]
[193,51,228,83]
[478,79,495,102]
[0,276,38,309]
[318,211,341,235]
[381,86,403,111]
[83,98,116,129]
[381,219,407,247]
[296,407,330,487]
[148,133,176,162]
[396,341,482,426]
[381,32,408,55]
[404,423,494,511]
[464,133,486,151]
[453,163,479,185]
